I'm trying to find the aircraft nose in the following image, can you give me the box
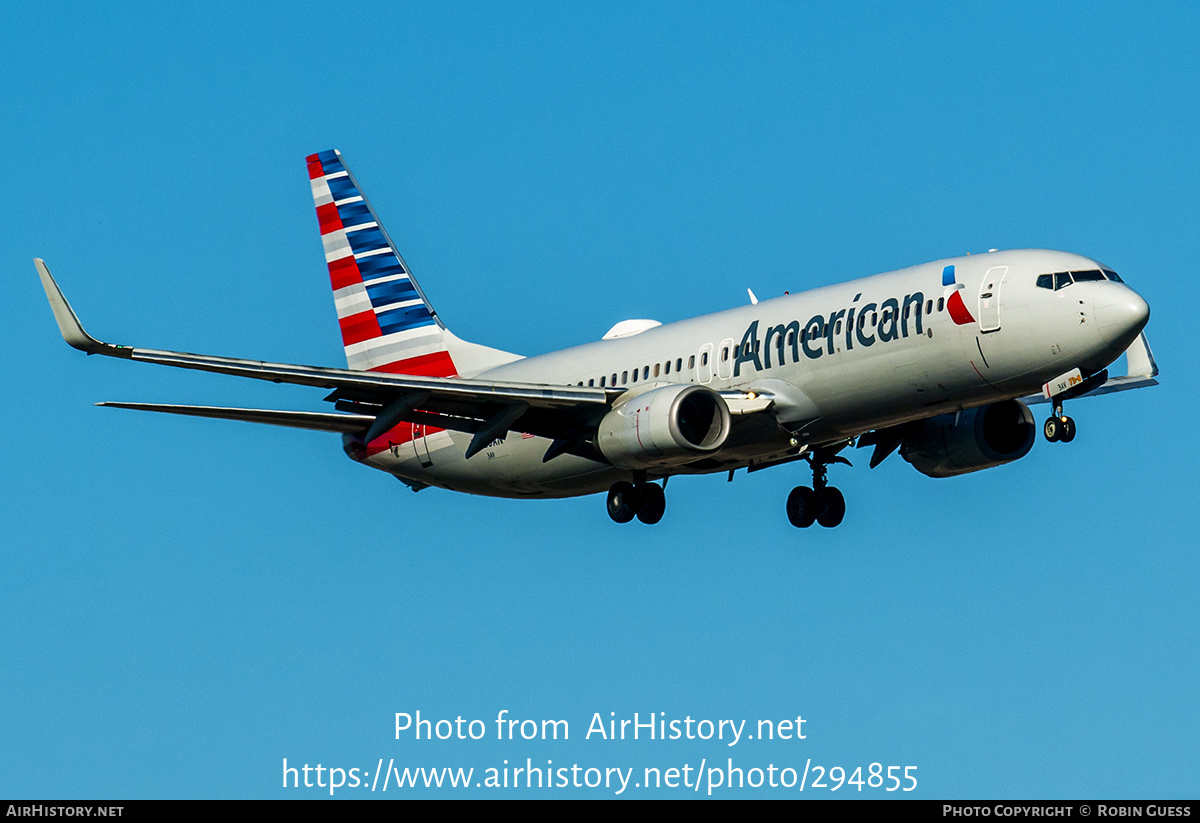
[1094,286,1150,337]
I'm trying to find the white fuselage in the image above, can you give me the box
[359,249,1148,497]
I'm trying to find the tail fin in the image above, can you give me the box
[307,149,519,376]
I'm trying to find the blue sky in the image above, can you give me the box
[3,1,1197,798]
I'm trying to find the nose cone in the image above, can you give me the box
[1094,286,1150,339]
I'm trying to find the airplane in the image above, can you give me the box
[36,149,1158,528]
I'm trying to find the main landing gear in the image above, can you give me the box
[786,450,849,529]
[606,478,667,525]
[1043,400,1076,443]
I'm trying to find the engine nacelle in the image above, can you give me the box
[900,399,1036,478]
[595,384,731,470]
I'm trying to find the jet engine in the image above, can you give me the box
[595,384,731,470]
[900,399,1036,478]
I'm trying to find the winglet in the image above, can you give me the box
[35,259,127,356]
[1124,332,1158,379]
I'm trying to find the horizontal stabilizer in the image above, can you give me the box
[97,403,375,433]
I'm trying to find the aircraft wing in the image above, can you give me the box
[1019,331,1159,406]
[37,259,617,456]
[857,328,1159,470]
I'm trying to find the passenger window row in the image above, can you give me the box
[574,297,957,387]
[579,355,696,387]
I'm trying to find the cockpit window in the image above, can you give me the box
[1037,268,1122,291]
[1038,272,1082,291]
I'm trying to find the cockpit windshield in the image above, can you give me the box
[1036,269,1124,291]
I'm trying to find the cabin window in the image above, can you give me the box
[721,347,729,361]
[600,376,606,387]
[588,379,595,387]
[625,370,632,383]
[676,358,683,372]
[936,298,944,312]
[701,352,708,366]
[643,366,650,379]
[611,373,617,385]
[926,299,933,314]
[690,355,697,369]
[654,363,660,377]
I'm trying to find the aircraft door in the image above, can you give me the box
[978,266,1008,333]
[717,338,735,380]
[698,343,714,384]
[411,423,433,467]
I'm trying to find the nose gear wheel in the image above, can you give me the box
[1043,400,1076,443]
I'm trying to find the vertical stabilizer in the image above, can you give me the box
[307,150,519,377]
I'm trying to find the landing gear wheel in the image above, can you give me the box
[786,445,852,529]
[1060,416,1076,443]
[606,482,638,524]
[786,486,818,528]
[816,486,846,528]
[1043,416,1061,442]
[636,483,666,524]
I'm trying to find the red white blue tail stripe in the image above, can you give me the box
[307,150,458,377]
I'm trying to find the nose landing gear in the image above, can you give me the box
[786,449,849,529]
[1043,401,1076,443]
[1042,367,1110,444]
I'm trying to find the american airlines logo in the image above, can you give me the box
[733,291,927,376]
[731,266,977,376]
[942,264,976,326]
